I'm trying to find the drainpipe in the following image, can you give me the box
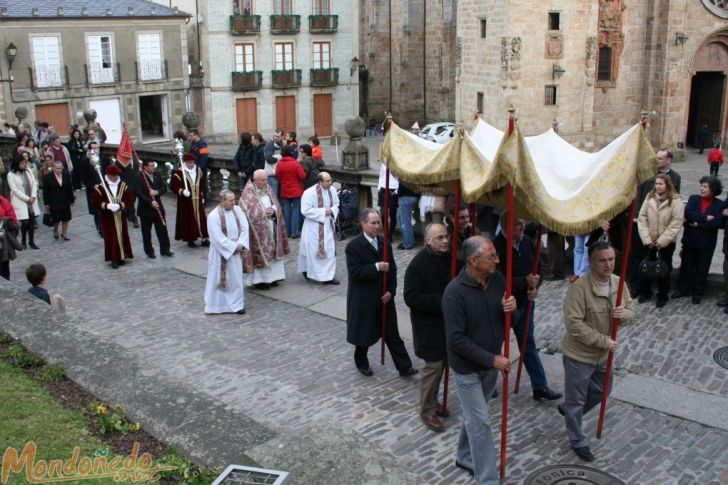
[388,0,393,113]
[422,0,426,124]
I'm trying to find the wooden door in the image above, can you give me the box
[236,98,258,134]
[275,95,296,133]
[313,94,332,136]
[35,102,70,136]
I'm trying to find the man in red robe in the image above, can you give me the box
[91,165,133,269]
[171,153,209,247]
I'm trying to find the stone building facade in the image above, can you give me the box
[455,0,728,151]
[358,0,457,127]
[189,0,359,143]
[0,1,190,144]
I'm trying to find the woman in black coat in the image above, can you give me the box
[66,128,85,190]
[43,161,75,240]
[673,176,724,304]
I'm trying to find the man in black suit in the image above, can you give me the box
[345,208,418,378]
[135,159,173,258]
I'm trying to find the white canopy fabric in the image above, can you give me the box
[380,118,656,235]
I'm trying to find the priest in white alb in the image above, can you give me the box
[204,190,250,314]
[298,171,340,285]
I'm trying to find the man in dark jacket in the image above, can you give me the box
[442,235,516,483]
[495,212,562,402]
[404,223,453,432]
[135,159,173,258]
[346,208,418,378]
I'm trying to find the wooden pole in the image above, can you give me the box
[500,107,516,479]
[381,164,391,365]
[442,180,462,414]
[513,224,543,394]
[595,110,648,438]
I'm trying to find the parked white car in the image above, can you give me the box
[418,122,455,144]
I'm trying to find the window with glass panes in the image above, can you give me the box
[274,0,292,14]
[312,42,330,69]
[235,44,255,72]
[275,42,294,70]
[313,0,330,14]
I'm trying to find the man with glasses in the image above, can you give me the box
[443,235,516,482]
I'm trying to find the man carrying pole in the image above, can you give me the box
[559,240,635,461]
[442,235,515,483]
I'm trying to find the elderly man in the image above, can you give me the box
[204,190,250,314]
[560,241,636,462]
[404,223,453,432]
[495,212,562,402]
[298,172,339,284]
[346,208,418,377]
[171,153,209,248]
[239,169,289,289]
[91,165,133,269]
[442,235,516,483]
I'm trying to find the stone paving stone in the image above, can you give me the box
[3,179,728,483]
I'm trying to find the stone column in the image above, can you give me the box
[342,117,369,171]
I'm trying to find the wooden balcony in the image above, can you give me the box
[308,15,338,34]
[229,15,261,35]
[310,68,339,87]
[270,15,301,34]
[271,69,302,88]
[232,71,263,90]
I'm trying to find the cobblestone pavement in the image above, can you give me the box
[3,146,728,484]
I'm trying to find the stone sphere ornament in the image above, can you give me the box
[344,117,366,138]
[182,112,200,130]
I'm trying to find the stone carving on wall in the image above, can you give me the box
[499,36,522,89]
[585,36,597,86]
[501,37,510,88]
[597,0,625,86]
[545,34,564,59]
[701,0,728,19]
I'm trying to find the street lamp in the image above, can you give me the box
[5,43,17,70]
[552,63,566,80]
[675,32,689,45]
[350,57,360,76]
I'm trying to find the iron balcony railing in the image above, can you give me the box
[309,68,339,86]
[229,15,261,35]
[136,59,168,82]
[231,70,263,90]
[29,65,68,90]
[84,63,120,86]
[271,69,302,88]
[308,15,338,34]
[270,15,301,34]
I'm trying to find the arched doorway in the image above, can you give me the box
[687,28,728,149]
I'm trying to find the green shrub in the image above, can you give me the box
[40,364,66,382]
[3,343,45,368]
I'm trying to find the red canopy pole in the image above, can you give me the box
[500,108,516,479]
[381,164,391,365]
[595,111,647,438]
[513,223,543,394]
[442,180,462,415]
[469,203,478,230]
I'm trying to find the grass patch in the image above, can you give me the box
[0,361,125,484]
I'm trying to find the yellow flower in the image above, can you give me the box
[115,404,124,412]
[132,423,141,431]
[96,404,109,415]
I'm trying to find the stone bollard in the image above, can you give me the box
[342,117,369,171]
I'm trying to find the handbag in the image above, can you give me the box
[42,212,54,227]
[638,248,669,279]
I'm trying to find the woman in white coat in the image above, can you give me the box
[636,173,684,307]
[7,157,40,249]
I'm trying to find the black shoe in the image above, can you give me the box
[357,365,373,377]
[201,239,210,247]
[53,233,59,240]
[270,281,280,287]
[492,388,499,398]
[717,298,728,307]
[187,241,198,248]
[236,309,246,315]
[161,251,175,257]
[572,446,595,462]
[454,460,474,477]
[557,404,565,416]
[146,253,156,259]
[118,260,126,266]
[533,388,563,401]
[396,243,406,249]
[132,221,140,229]
[254,283,271,290]
[398,367,419,377]
[111,261,119,269]
[692,295,702,304]
[29,243,39,250]
[302,272,309,280]
[637,293,652,303]
[323,279,340,285]
[655,298,667,308]
[671,290,687,299]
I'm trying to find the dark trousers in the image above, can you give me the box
[512,301,548,390]
[547,232,568,277]
[20,219,35,245]
[126,196,138,224]
[377,188,398,239]
[354,320,412,371]
[637,242,676,300]
[72,167,82,190]
[0,260,9,280]
[710,162,720,177]
[140,215,170,255]
[677,245,715,297]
